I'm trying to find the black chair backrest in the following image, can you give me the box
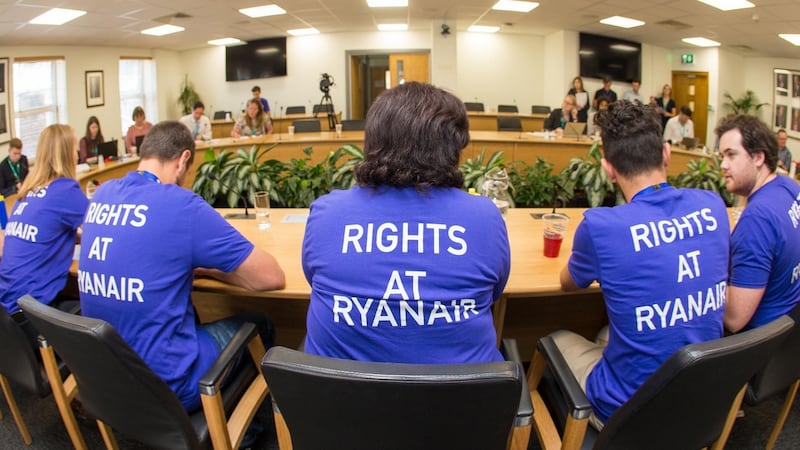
[285,106,306,115]
[594,315,795,450]
[262,347,522,450]
[464,102,485,112]
[498,104,518,113]
[212,111,228,120]
[312,104,333,114]
[532,105,551,114]
[340,119,365,131]
[497,116,523,132]
[18,296,201,450]
[0,308,49,396]
[746,302,800,404]
[293,119,321,133]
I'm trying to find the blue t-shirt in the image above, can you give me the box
[0,178,88,313]
[731,175,800,329]
[567,187,730,422]
[78,172,254,411]
[259,98,270,114]
[302,186,510,364]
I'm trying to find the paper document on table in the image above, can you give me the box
[281,214,308,223]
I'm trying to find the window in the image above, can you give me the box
[118,58,158,135]
[12,58,67,158]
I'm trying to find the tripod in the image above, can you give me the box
[316,91,338,130]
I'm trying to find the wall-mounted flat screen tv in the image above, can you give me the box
[579,33,641,83]
[226,37,287,81]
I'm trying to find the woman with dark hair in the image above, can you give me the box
[301,82,510,364]
[568,76,590,122]
[78,116,104,164]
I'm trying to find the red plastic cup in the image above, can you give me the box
[543,233,563,258]
[542,213,569,258]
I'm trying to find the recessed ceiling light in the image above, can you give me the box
[492,0,539,13]
[377,23,408,31]
[238,5,287,18]
[682,37,721,47]
[208,38,244,46]
[29,8,86,25]
[141,24,185,36]
[367,0,408,7]
[288,28,320,36]
[600,16,645,29]
[696,0,754,11]
[468,25,500,33]
[779,34,800,46]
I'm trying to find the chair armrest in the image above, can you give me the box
[198,322,257,396]
[537,335,593,421]
[501,338,534,426]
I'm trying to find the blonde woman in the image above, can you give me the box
[0,124,89,327]
[654,84,677,129]
[232,98,273,138]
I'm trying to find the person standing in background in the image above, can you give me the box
[251,86,271,118]
[593,77,617,109]
[78,116,104,164]
[179,101,212,142]
[776,129,792,171]
[125,106,153,153]
[653,84,677,129]
[0,138,29,197]
[567,76,590,123]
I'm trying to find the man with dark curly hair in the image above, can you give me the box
[717,115,800,332]
[553,100,730,429]
[301,82,510,364]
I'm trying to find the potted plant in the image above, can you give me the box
[722,90,768,116]
[669,155,735,206]
[177,74,202,116]
[562,140,620,208]
[459,149,506,193]
[508,158,560,207]
[193,144,282,207]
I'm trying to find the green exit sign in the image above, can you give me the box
[681,53,695,64]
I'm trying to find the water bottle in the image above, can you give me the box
[0,195,7,229]
[480,167,513,215]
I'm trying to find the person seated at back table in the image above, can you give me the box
[544,94,580,133]
[0,138,29,197]
[179,101,212,142]
[125,106,153,154]
[717,115,800,332]
[553,100,730,430]
[663,105,695,145]
[0,125,88,345]
[302,82,510,364]
[232,99,273,138]
[78,116,104,164]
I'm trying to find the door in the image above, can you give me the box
[671,71,709,146]
[389,53,430,87]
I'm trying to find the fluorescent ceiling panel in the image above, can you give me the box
[779,34,800,46]
[492,1,539,13]
[29,8,86,25]
[239,5,287,18]
[141,24,185,36]
[682,37,721,47]
[696,0,754,11]
[367,0,408,7]
[600,16,645,29]
[208,38,244,46]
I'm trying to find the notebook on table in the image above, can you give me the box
[563,122,586,138]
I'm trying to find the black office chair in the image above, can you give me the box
[285,106,306,115]
[0,307,86,448]
[212,111,229,120]
[742,303,800,449]
[532,105,551,114]
[340,119,365,131]
[497,116,523,132]
[292,119,321,133]
[498,104,518,113]
[465,102,485,112]
[527,315,795,450]
[312,104,333,114]
[18,295,268,450]
[262,343,532,450]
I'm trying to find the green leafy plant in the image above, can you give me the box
[177,74,201,116]
[563,140,619,208]
[329,143,365,189]
[669,155,735,206]
[508,158,559,207]
[722,90,768,116]
[459,149,505,193]
[192,144,282,207]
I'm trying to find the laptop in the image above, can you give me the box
[563,122,586,138]
[681,137,699,149]
[135,135,145,150]
[96,140,118,161]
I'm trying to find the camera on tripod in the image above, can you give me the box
[319,73,334,94]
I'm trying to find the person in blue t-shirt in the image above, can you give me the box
[717,115,800,332]
[554,100,730,429]
[79,121,285,412]
[0,124,89,344]
[303,82,510,364]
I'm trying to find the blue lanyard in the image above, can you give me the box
[138,170,160,184]
[632,182,670,201]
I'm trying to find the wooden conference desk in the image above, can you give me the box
[189,207,605,359]
[467,111,547,132]
[211,113,343,139]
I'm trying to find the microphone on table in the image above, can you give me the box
[278,105,284,141]
[207,172,253,219]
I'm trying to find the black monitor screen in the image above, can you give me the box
[226,37,287,81]
[579,33,641,83]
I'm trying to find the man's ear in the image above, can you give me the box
[601,157,616,183]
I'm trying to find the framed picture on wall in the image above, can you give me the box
[773,68,800,139]
[85,70,104,108]
[0,57,9,144]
